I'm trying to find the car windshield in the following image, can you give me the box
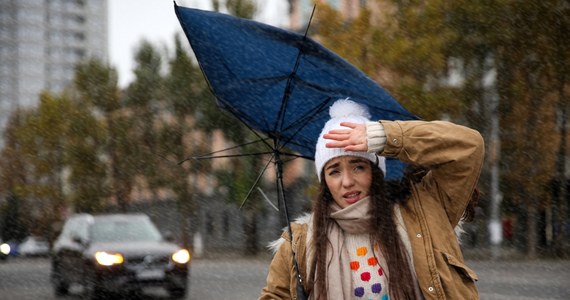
[90,218,162,243]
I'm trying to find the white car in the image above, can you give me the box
[18,236,50,257]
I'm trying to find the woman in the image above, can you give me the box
[259,99,484,300]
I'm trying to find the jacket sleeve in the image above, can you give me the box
[259,234,294,300]
[379,120,485,227]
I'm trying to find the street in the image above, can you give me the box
[0,256,568,299]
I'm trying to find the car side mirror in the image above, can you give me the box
[71,235,87,247]
[163,231,175,242]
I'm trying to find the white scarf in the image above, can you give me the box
[315,196,374,300]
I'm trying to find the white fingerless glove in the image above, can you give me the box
[366,121,386,153]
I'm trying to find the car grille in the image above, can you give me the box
[125,255,170,269]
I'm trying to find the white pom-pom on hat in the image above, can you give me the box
[329,98,371,119]
[314,98,385,181]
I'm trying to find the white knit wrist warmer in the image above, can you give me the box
[366,121,386,153]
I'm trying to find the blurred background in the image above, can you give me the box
[0,0,568,299]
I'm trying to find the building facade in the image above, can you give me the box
[289,0,367,31]
[0,0,108,144]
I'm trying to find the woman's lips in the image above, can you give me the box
[343,191,361,204]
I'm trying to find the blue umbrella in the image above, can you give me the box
[174,4,418,181]
[174,4,418,298]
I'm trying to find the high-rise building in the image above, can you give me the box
[0,0,108,143]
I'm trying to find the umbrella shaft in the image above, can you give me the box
[273,152,307,299]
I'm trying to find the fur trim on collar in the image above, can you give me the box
[455,220,465,244]
[267,213,311,255]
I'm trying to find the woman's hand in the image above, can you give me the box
[323,122,368,152]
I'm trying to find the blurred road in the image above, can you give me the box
[0,256,568,299]
[474,259,570,299]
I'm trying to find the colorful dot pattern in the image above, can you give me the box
[346,234,389,299]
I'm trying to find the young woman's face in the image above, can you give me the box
[323,156,372,209]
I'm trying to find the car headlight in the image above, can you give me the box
[95,251,124,266]
[0,243,10,255]
[172,249,190,264]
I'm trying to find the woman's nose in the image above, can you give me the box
[341,172,355,187]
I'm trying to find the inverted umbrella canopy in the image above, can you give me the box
[174,4,418,181]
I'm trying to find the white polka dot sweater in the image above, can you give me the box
[345,233,389,300]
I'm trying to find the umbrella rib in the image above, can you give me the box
[179,138,271,164]
[274,54,302,134]
[280,140,314,157]
[283,96,330,131]
[257,187,279,211]
[278,152,313,160]
[279,97,332,152]
[217,100,277,150]
[289,77,418,120]
[191,151,274,160]
[238,153,275,209]
[273,4,316,135]
[153,150,186,167]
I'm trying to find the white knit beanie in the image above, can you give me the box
[314,99,386,181]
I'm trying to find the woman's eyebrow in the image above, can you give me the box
[325,162,340,170]
[349,158,369,164]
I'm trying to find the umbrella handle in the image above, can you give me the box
[295,268,308,300]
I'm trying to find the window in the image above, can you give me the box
[90,218,162,243]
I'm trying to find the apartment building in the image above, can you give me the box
[0,0,108,145]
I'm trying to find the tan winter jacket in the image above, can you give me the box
[259,120,484,300]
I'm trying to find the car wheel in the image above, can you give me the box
[122,288,144,299]
[53,279,69,296]
[51,264,69,296]
[168,287,187,299]
[83,269,104,300]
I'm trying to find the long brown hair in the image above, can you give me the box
[311,161,417,300]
